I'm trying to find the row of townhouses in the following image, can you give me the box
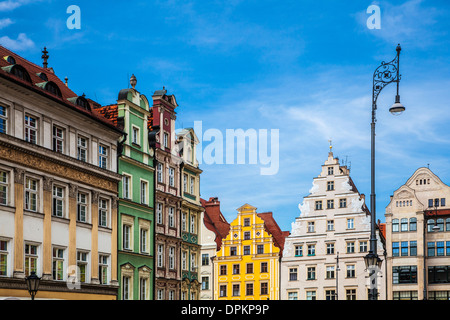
[0,46,449,300]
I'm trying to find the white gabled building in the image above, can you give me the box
[281,149,386,300]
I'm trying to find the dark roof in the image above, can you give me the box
[201,197,230,250]
[0,45,121,132]
[257,211,289,256]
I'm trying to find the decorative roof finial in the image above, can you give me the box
[42,47,49,69]
[130,74,137,89]
[64,77,68,87]
[328,139,333,153]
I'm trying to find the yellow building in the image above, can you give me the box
[214,204,289,300]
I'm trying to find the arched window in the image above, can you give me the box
[37,72,48,81]
[392,219,399,232]
[446,218,450,232]
[76,96,89,110]
[401,218,408,232]
[409,218,417,231]
[4,56,16,64]
[436,219,444,232]
[45,81,62,97]
[2,64,32,83]
[427,219,435,232]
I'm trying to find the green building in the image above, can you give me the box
[96,75,154,300]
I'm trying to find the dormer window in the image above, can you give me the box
[4,56,15,64]
[45,81,62,97]
[2,64,32,83]
[37,72,48,81]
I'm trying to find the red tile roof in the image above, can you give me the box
[0,45,120,132]
[201,197,230,250]
[257,211,289,256]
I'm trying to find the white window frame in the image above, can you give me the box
[24,243,39,277]
[157,203,163,224]
[24,114,38,144]
[98,198,108,228]
[169,246,175,270]
[52,247,65,281]
[190,177,194,194]
[25,177,38,212]
[132,126,140,145]
[0,105,7,134]
[77,136,88,162]
[98,144,108,169]
[157,244,164,268]
[52,185,65,218]
[168,167,175,187]
[77,251,89,283]
[168,207,175,228]
[140,180,148,205]
[77,192,88,222]
[123,224,131,250]
[140,228,148,253]
[122,174,131,200]
[99,254,109,285]
[157,163,163,183]
[0,239,10,277]
[52,125,64,153]
[0,170,9,206]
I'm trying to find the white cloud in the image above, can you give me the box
[0,33,34,51]
[0,18,13,29]
[0,0,43,11]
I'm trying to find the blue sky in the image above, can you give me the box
[2,0,450,232]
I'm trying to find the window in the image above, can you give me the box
[347,265,355,278]
[446,219,450,232]
[140,228,148,253]
[347,242,355,253]
[289,268,298,281]
[99,255,108,284]
[219,285,227,297]
[52,126,64,153]
[327,243,335,255]
[326,266,335,279]
[288,292,298,300]
[77,192,88,222]
[122,175,131,199]
[307,267,316,280]
[140,277,148,300]
[169,247,175,269]
[401,242,409,256]
[168,168,175,187]
[346,289,356,300]
[428,242,435,257]
[437,241,445,256]
[0,105,7,134]
[122,276,130,300]
[183,174,187,192]
[401,218,408,232]
[442,198,446,207]
[260,282,268,295]
[295,245,302,257]
[190,215,196,234]
[315,201,322,210]
[393,291,418,300]
[347,218,354,229]
[168,207,175,228]
[77,136,87,162]
[202,254,209,266]
[428,266,450,284]
[409,218,417,231]
[436,219,444,232]
[157,203,163,224]
[0,240,8,276]
[339,198,347,208]
[99,145,108,169]
[246,263,253,274]
[123,224,131,250]
[190,177,195,194]
[141,181,148,204]
[163,133,169,148]
[308,244,315,256]
[220,265,227,275]
[392,219,399,232]
[181,212,187,231]
[0,170,8,206]
[410,241,417,256]
[157,289,164,300]
[327,181,334,191]
[52,248,64,280]
[157,163,163,183]
[181,251,187,270]
[132,127,139,145]
[328,167,334,175]
[246,283,253,296]
[392,242,399,257]
[24,115,37,144]
[244,246,250,255]
[428,199,433,207]
[327,199,334,209]
[360,241,368,253]
[393,266,417,284]
[326,290,336,300]
[201,276,209,290]
[230,247,237,256]
[25,178,38,212]
[233,284,240,296]
[327,220,334,231]
[99,199,108,227]
[157,244,164,268]
[427,219,436,232]
[306,291,316,300]
[25,244,38,277]
[261,262,268,273]
[447,242,450,256]
[257,245,264,254]
[244,218,250,226]
[52,186,64,217]
[232,264,240,275]
[308,221,315,233]
[77,251,88,283]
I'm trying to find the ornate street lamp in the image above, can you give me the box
[25,271,41,300]
[366,44,404,300]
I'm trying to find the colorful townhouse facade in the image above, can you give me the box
[150,88,183,300]
[199,197,230,300]
[385,167,450,300]
[0,46,123,299]
[95,77,155,300]
[177,128,203,300]
[214,203,288,300]
[281,149,386,300]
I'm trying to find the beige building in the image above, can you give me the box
[385,167,450,300]
[281,150,386,300]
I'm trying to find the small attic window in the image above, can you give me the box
[4,56,15,64]
[9,64,32,83]
[45,81,62,98]
[37,72,48,81]
[76,96,89,110]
